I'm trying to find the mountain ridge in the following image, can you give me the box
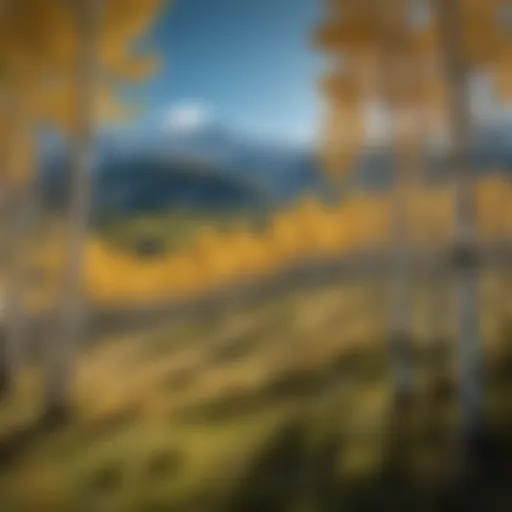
[38,117,512,218]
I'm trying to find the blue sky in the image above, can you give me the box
[122,0,506,152]
[135,0,324,146]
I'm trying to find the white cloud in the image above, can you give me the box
[164,101,212,133]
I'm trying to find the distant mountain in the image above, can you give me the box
[98,120,334,197]
[39,121,331,217]
[40,152,272,219]
[353,120,512,188]
[38,115,512,220]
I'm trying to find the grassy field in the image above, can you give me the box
[0,275,512,511]
[94,209,271,255]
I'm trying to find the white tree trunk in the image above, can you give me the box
[389,141,415,404]
[0,112,33,399]
[376,5,417,405]
[0,184,13,398]
[435,0,483,456]
[1,188,30,397]
[44,0,100,422]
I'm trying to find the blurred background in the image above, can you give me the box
[1,0,512,510]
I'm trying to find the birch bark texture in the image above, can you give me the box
[435,0,483,457]
[44,0,101,421]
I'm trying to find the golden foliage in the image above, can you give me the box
[459,0,503,65]
[317,72,366,179]
[20,175,512,310]
[475,173,511,240]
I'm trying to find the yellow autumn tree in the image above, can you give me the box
[6,0,169,421]
[0,2,51,397]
